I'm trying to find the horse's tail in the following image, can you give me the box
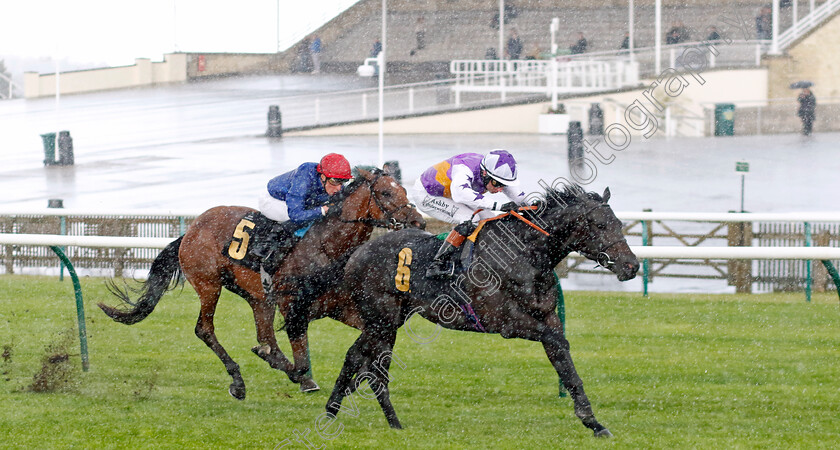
[98,236,184,325]
[281,249,355,340]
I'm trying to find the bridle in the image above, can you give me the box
[334,171,414,230]
[564,203,625,269]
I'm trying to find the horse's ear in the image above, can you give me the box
[602,187,611,203]
[356,167,373,180]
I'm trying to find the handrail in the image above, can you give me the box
[4,210,840,223]
[777,0,840,50]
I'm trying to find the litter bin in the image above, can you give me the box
[40,132,57,166]
[588,103,604,135]
[567,121,584,162]
[714,103,735,136]
[58,130,74,165]
[266,105,282,137]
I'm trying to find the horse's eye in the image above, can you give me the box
[382,192,392,198]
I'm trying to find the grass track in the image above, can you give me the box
[0,275,838,449]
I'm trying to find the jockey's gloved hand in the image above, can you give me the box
[498,201,518,212]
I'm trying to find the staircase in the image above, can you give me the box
[777,0,840,51]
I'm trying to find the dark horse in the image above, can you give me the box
[290,184,639,437]
[98,168,425,399]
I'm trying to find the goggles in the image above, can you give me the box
[488,178,507,188]
[325,177,349,186]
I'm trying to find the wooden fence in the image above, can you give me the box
[1,211,838,292]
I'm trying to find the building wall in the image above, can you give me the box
[766,9,840,99]
[24,54,188,98]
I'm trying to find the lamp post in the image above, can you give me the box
[550,17,559,110]
[378,0,386,168]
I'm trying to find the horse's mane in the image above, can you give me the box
[531,183,604,215]
[323,167,386,218]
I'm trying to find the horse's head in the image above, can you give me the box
[343,168,426,230]
[545,186,639,281]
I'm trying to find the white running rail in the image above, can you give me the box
[2,233,839,261]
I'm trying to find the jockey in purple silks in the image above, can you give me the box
[411,149,527,278]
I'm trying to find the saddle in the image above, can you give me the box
[222,211,309,273]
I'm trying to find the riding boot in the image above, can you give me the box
[253,221,299,275]
[425,220,477,279]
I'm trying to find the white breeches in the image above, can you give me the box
[258,191,290,222]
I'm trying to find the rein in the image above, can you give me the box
[467,205,550,242]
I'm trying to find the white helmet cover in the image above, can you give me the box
[480,149,519,186]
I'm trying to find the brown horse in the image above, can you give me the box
[98,168,425,399]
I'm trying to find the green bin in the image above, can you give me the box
[40,132,57,165]
[714,103,735,136]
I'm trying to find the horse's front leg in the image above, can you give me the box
[496,295,611,438]
[540,315,611,438]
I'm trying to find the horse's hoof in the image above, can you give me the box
[594,428,613,438]
[251,344,270,357]
[229,384,246,400]
[299,378,320,393]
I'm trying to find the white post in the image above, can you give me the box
[499,0,505,60]
[54,59,60,153]
[362,93,368,117]
[771,0,780,54]
[174,0,179,52]
[793,0,798,28]
[378,0,386,168]
[550,18,559,109]
[629,0,635,61]
[810,0,815,14]
[408,87,414,113]
[655,0,661,73]
[275,0,279,52]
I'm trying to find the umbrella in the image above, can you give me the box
[789,80,813,89]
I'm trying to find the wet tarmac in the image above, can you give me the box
[2,74,838,293]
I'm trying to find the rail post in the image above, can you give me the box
[48,245,89,372]
[727,219,753,293]
[805,222,812,302]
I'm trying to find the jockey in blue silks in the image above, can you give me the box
[410,149,527,278]
[254,153,352,271]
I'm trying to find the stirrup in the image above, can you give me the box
[425,260,455,278]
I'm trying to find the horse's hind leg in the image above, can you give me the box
[192,280,247,400]
[249,293,295,376]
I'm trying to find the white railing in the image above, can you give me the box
[450,58,639,97]
[0,72,22,100]
[450,41,768,101]
[777,0,840,50]
[2,232,839,261]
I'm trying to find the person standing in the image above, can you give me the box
[570,32,588,54]
[310,34,322,74]
[756,5,772,40]
[506,29,523,60]
[619,31,630,51]
[797,87,816,136]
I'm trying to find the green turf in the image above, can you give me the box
[0,275,838,449]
